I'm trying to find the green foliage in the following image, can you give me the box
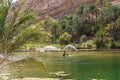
[114,42,120,49]
[59,2,120,49]
[0,0,119,51]
[76,5,84,17]
[95,30,106,48]
[95,40,105,49]
[80,35,87,43]
[96,0,106,10]
[105,41,115,49]
[103,4,120,24]
[96,29,106,38]
[0,0,10,41]
[34,2,120,49]
[81,40,96,49]
[37,16,63,43]
[3,10,38,53]
[59,32,72,45]
[104,38,120,49]
[0,0,43,65]
[71,43,81,49]
[88,4,97,15]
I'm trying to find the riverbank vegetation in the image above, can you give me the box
[26,0,120,49]
[0,0,120,79]
[0,0,120,64]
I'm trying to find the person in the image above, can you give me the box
[63,51,68,57]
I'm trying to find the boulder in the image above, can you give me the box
[64,45,77,51]
[44,46,59,52]
[36,48,45,52]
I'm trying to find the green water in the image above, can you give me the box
[10,51,120,80]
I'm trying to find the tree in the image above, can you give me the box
[103,4,120,24]
[96,0,107,24]
[61,15,74,34]
[96,0,106,11]
[59,32,72,45]
[49,18,63,43]
[40,16,63,43]
[95,29,106,48]
[88,4,97,22]
[76,5,84,19]
[0,0,41,65]
[108,21,119,41]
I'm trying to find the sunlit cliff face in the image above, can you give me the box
[19,0,96,19]
[10,0,96,19]
[10,0,120,19]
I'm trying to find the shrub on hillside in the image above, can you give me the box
[72,43,81,49]
[81,40,96,49]
[59,32,72,45]
[80,35,87,43]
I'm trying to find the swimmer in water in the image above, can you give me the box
[63,51,68,57]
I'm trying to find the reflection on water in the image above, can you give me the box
[1,51,120,80]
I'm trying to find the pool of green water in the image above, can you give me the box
[8,51,120,80]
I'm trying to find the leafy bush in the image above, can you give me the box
[114,42,120,49]
[105,42,115,49]
[81,40,96,49]
[59,32,72,45]
[95,37,120,49]
[80,35,87,43]
[105,42,120,49]
[103,37,115,49]
[71,43,81,49]
[95,39,106,49]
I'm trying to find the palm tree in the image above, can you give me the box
[0,0,11,52]
[95,29,106,48]
[88,4,97,21]
[76,5,84,19]
[62,15,74,34]
[0,0,41,65]
[109,21,119,41]
[50,21,60,43]
[104,4,120,24]
[96,0,106,11]
[96,0,107,24]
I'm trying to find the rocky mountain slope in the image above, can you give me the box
[12,0,96,19]
[10,0,119,19]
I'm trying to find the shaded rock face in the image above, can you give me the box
[15,0,96,19]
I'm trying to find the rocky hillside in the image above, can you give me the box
[10,0,119,19]
[12,0,96,19]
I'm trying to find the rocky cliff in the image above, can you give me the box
[12,0,96,19]
[11,0,119,19]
